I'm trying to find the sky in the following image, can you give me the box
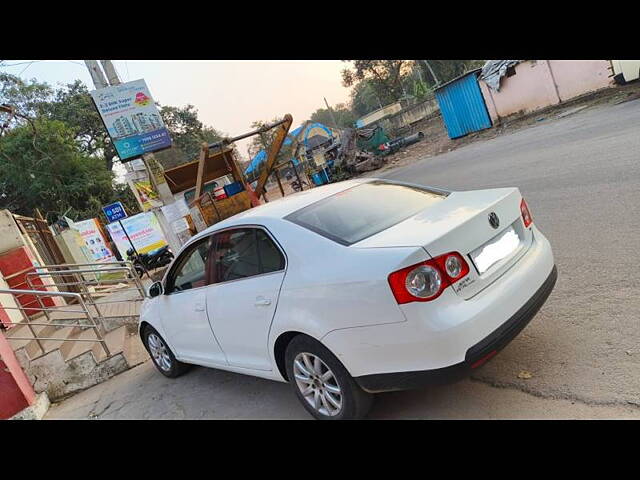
[0,60,354,162]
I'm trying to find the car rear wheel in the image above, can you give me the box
[285,335,373,420]
[142,325,190,378]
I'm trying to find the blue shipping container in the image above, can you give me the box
[435,71,492,139]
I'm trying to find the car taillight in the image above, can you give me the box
[388,252,470,304]
[521,198,533,227]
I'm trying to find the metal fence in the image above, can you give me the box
[0,261,147,359]
[25,263,145,324]
[0,288,111,357]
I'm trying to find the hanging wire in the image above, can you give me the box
[18,61,36,76]
[0,60,42,67]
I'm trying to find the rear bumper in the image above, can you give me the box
[355,264,557,393]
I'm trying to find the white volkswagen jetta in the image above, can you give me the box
[139,178,557,419]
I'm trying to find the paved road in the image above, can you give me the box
[46,98,640,419]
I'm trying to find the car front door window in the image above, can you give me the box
[169,237,212,293]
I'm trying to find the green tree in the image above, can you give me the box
[349,79,385,117]
[157,105,224,168]
[341,60,414,107]
[0,72,52,118]
[0,118,136,222]
[38,80,120,171]
[1,72,226,172]
[309,103,357,128]
[417,60,485,88]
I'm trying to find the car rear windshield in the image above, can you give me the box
[284,181,448,246]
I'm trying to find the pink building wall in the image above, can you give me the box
[0,331,36,418]
[479,60,614,123]
[548,60,612,101]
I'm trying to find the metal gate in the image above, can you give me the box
[12,210,66,266]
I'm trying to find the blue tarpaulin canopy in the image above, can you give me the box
[243,122,335,176]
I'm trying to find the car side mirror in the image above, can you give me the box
[148,281,163,298]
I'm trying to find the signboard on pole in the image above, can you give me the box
[106,212,168,257]
[90,79,172,162]
[131,180,163,211]
[102,201,128,223]
[161,198,192,246]
[71,219,116,263]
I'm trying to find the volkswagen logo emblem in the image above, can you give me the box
[488,212,500,229]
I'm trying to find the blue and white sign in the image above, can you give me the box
[102,202,128,223]
[90,79,172,162]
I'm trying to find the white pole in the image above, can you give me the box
[84,61,108,89]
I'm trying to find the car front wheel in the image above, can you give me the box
[285,335,373,420]
[142,325,190,378]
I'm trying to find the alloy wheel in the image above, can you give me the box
[147,333,172,371]
[293,352,343,416]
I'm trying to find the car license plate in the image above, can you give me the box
[471,225,521,274]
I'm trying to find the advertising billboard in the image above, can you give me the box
[106,211,168,257]
[132,180,163,211]
[71,219,116,263]
[90,79,172,161]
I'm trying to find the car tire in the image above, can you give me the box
[285,335,374,420]
[142,325,190,378]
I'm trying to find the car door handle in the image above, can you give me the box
[255,297,272,306]
[194,303,205,312]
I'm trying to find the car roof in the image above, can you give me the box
[187,178,371,245]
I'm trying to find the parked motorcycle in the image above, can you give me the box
[291,179,310,192]
[127,245,174,278]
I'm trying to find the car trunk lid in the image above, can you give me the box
[354,188,533,299]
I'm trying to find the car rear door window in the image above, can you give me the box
[212,228,285,284]
[257,229,285,273]
[212,229,261,283]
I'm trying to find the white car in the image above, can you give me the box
[139,178,557,419]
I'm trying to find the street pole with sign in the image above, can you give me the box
[102,202,137,256]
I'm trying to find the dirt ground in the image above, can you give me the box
[372,82,640,176]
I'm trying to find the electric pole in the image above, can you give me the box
[84,61,108,89]
[100,60,120,87]
[324,97,339,130]
[421,60,441,87]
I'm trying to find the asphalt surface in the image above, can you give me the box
[46,98,640,419]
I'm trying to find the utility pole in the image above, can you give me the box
[84,61,108,89]
[323,97,339,130]
[100,60,120,87]
[421,60,441,87]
